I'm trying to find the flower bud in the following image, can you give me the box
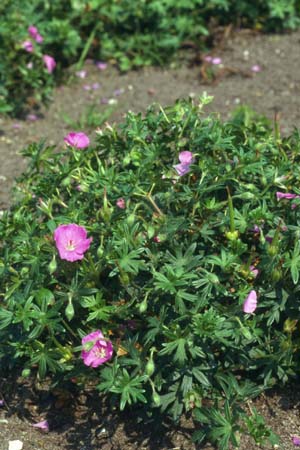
[271,267,282,282]
[225,230,239,241]
[139,298,148,313]
[97,245,104,258]
[152,391,161,406]
[21,368,31,377]
[65,300,74,321]
[126,213,135,225]
[268,245,278,257]
[145,358,155,377]
[48,255,57,275]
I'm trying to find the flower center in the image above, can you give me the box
[94,346,107,359]
[65,239,76,251]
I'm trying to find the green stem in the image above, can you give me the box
[76,24,98,70]
[227,186,235,232]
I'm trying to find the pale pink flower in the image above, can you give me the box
[32,420,49,432]
[22,40,33,52]
[75,70,87,79]
[204,55,212,62]
[251,64,261,72]
[174,151,194,176]
[43,54,56,73]
[243,290,257,314]
[292,436,300,446]
[0,399,4,406]
[92,82,100,90]
[81,330,113,368]
[96,61,107,70]
[174,163,192,176]
[26,114,38,121]
[26,62,33,69]
[64,132,90,149]
[116,198,126,209]
[212,57,222,65]
[54,224,92,262]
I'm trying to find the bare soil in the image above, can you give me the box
[1,28,300,449]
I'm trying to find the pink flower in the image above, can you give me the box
[174,163,192,176]
[212,57,222,65]
[64,132,90,149]
[43,55,56,73]
[179,151,194,165]
[153,236,161,243]
[174,151,194,176]
[249,265,259,278]
[81,330,113,368]
[26,114,38,121]
[32,420,49,432]
[96,61,107,70]
[54,224,92,262]
[276,192,298,200]
[243,290,257,314]
[251,64,261,72]
[22,40,33,52]
[28,26,43,43]
[26,62,33,69]
[116,198,126,209]
[292,436,300,446]
[204,55,212,62]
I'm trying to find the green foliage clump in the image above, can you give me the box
[1,97,300,448]
[1,0,300,115]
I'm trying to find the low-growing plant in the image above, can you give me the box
[1,95,300,447]
[1,0,300,115]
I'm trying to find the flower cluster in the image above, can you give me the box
[21,25,56,74]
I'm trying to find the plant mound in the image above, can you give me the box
[1,97,300,448]
[2,0,300,115]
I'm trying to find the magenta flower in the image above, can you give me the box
[116,198,126,209]
[64,132,90,149]
[292,436,300,446]
[54,224,92,262]
[276,192,298,200]
[32,420,49,432]
[22,40,33,52]
[28,25,43,43]
[43,54,56,73]
[81,330,113,368]
[243,290,257,314]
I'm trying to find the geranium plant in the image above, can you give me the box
[1,96,300,448]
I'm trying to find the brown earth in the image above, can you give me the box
[1,28,300,449]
